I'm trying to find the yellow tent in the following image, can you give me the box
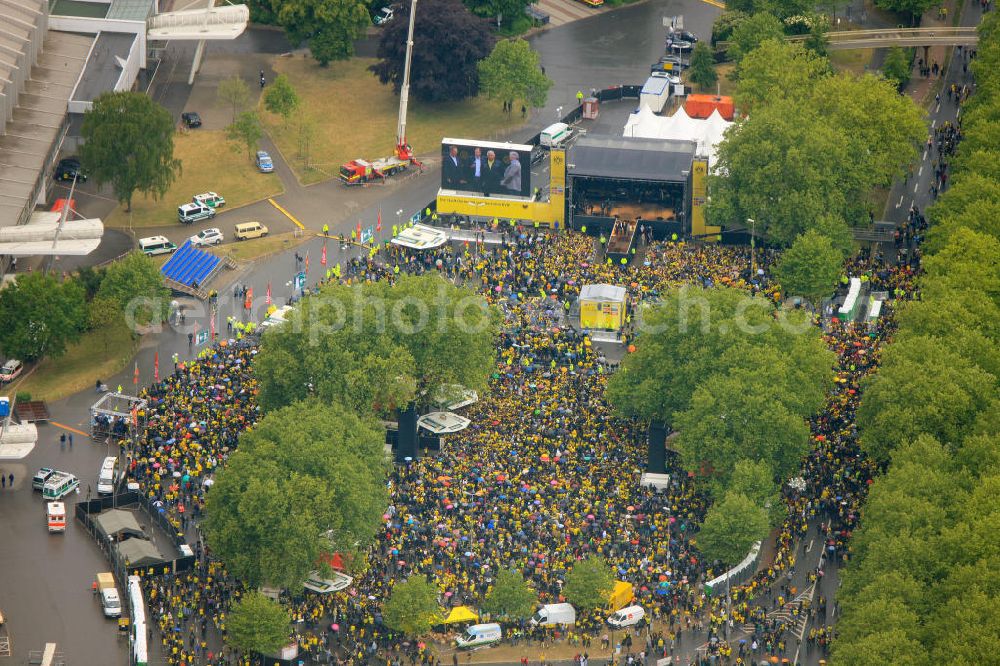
[440,606,479,624]
[579,284,627,331]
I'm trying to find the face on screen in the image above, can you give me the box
[441,142,531,198]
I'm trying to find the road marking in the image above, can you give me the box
[935,102,941,114]
[931,119,937,128]
[910,198,915,210]
[913,182,919,193]
[918,165,923,176]
[50,421,90,438]
[806,538,814,553]
[923,149,928,160]
[700,0,725,7]
[895,195,904,208]
[268,198,305,230]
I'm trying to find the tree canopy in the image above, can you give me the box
[370,0,494,103]
[382,576,441,637]
[254,0,369,64]
[263,74,300,125]
[711,59,924,245]
[226,591,291,656]
[203,400,388,588]
[255,273,498,415]
[482,569,537,620]
[562,555,615,610]
[772,229,844,306]
[478,39,553,109]
[695,491,769,567]
[80,91,181,212]
[726,13,784,63]
[0,272,87,361]
[97,251,171,327]
[688,42,718,92]
[733,40,830,113]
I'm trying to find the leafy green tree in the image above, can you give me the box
[263,74,300,127]
[80,91,181,212]
[226,591,291,656]
[858,337,996,463]
[203,400,388,588]
[726,12,785,63]
[711,10,749,45]
[97,251,171,327]
[382,576,441,637]
[482,569,537,620]
[256,0,369,64]
[607,286,831,424]
[724,459,781,525]
[75,265,106,300]
[256,273,497,415]
[773,229,843,306]
[688,42,718,91]
[478,39,553,110]
[88,296,125,355]
[218,75,251,123]
[874,0,938,25]
[563,555,614,610]
[370,0,495,103]
[0,273,87,361]
[733,40,829,113]
[227,111,264,159]
[309,9,370,65]
[695,492,769,566]
[921,228,1000,303]
[882,46,912,89]
[672,374,812,484]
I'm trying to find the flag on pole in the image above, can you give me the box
[321,243,327,266]
[377,207,382,233]
[305,252,310,273]
[266,281,272,305]
[154,352,159,383]
[133,361,139,386]
[210,309,216,340]
[356,221,362,241]
[244,287,253,311]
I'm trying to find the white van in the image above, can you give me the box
[607,605,645,629]
[139,236,178,256]
[540,122,571,148]
[530,602,576,626]
[47,502,66,533]
[234,221,268,240]
[456,623,502,649]
[97,456,118,495]
[100,587,122,618]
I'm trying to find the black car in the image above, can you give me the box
[181,111,202,128]
[672,29,699,43]
[55,157,86,183]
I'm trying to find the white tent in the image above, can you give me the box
[623,107,734,165]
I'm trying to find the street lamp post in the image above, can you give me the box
[747,218,756,274]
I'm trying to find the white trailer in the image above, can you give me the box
[639,76,670,114]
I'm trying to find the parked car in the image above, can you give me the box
[181,112,202,128]
[255,151,274,173]
[0,359,23,383]
[178,202,216,224]
[190,227,224,247]
[665,37,694,52]
[651,56,686,73]
[193,192,225,208]
[234,221,268,240]
[373,7,393,24]
[672,29,699,43]
[55,157,86,182]
[139,236,178,256]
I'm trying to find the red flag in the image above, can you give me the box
[377,207,382,233]
[356,222,362,240]
[321,243,327,266]
[305,252,310,273]
[244,287,253,311]
[210,310,216,340]
[154,352,159,382]
[266,281,272,305]
[133,361,139,386]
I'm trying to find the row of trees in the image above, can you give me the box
[203,275,498,652]
[709,39,926,247]
[382,556,615,636]
[607,287,834,565]
[832,14,1000,662]
[0,253,169,362]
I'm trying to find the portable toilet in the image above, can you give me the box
[582,97,599,120]
[0,396,8,418]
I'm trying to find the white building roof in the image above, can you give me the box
[417,411,471,434]
[623,106,734,165]
[391,224,448,250]
[579,284,626,303]
[147,4,249,40]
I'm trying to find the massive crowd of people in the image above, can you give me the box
[107,226,918,666]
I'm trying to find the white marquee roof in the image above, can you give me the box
[623,106,733,165]
[147,4,249,40]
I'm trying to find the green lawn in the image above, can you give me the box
[14,320,137,402]
[104,130,283,228]
[830,48,875,76]
[263,57,522,185]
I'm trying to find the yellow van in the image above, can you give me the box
[234,221,268,240]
